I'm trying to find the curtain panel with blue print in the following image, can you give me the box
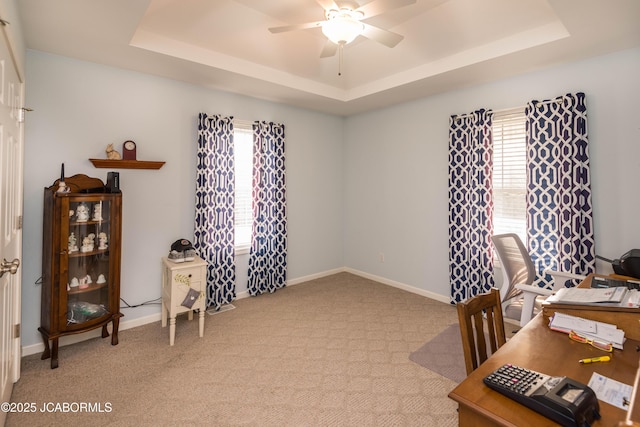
[248,121,287,296]
[525,93,595,287]
[448,110,495,303]
[194,113,236,309]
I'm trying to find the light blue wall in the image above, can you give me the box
[344,48,640,298]
[22,47,640,350]
[22,51,345,348]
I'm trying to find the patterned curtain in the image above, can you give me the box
[449,110,495,303]
[525,93,595,287]
[194,113,236,309]
[247,121,287,296]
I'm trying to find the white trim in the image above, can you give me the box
[22,312,162,357]
[235,290,251,300]
[23,267,453,357]
[286,267,347,286]
[345,268,452,305]
[234,268,348,300]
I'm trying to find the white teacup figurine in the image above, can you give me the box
[78,275,92,289]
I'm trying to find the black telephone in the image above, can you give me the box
[484,364,600,427]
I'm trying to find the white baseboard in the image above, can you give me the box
[23,267,449,357]
[234,267,347,300]
[286,267,347,286]
[345,268,452,305]
[22,312,162,357]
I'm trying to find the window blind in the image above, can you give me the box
[492,108,526,243]
[234,123,253,249]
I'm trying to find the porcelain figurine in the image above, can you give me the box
[98,232,108,250]
[81,233,95,253]
[76,203,89,222]
[92,203,103,221]
[68,232,78,253]
[106,143,122,160]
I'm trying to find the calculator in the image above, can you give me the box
[483,364,600,427]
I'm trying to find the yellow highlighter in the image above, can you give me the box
[579,356,611,364]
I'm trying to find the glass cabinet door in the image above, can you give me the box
[40,174,123,368]
[64,197,111,327]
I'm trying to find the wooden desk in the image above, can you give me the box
[448,314,640,426]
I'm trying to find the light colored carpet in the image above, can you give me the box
[8,272,461,426]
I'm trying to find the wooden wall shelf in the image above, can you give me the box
[89,159,165,170]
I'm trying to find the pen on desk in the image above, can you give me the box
[579,356,611,364]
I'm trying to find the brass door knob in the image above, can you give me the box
[0,258,20,278]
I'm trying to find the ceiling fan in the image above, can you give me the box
[268,0,417,59]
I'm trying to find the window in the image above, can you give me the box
[492,109,526,243]
[234,123,253,252]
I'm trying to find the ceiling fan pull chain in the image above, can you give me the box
[338,42,344,76]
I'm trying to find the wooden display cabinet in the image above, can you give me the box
[39,174,123,368]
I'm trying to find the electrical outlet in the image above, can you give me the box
[379,252,385,263]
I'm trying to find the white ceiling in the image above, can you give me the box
[17,0,640,116]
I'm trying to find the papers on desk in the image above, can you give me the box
[588,372,633,410]
[548,312,626,350]
[545,287,640,307]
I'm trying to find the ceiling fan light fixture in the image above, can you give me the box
[322,10,364,45]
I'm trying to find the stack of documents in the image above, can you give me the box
[548,312,626,350]
[545,286,640,308]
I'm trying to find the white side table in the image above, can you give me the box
[161,256,207,346]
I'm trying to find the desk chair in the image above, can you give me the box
[456,288,506,375]
[491,233,585,327]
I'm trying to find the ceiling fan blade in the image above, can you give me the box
[316,0,339,12]
[320,40,338,58]
[269,21,324,34]
[355,0,416,19]
[361,23,404,48]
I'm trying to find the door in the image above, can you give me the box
[0,17,24,424]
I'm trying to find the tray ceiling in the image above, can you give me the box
[17,0,640,115]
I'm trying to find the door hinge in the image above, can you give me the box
[13,324,20,339]
[16,215,22,230]
[18,107,32,123]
